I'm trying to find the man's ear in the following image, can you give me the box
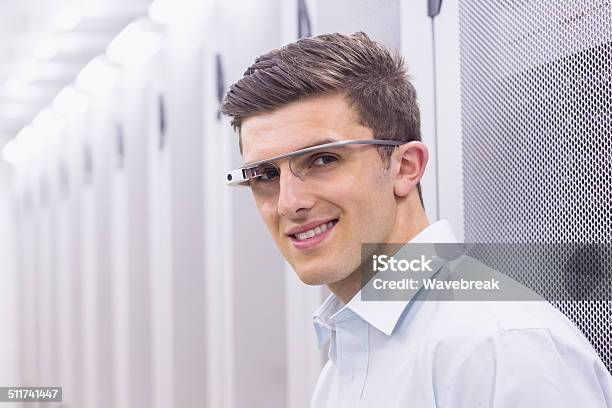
[392,141,428,197]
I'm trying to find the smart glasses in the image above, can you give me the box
[226,139,406,191]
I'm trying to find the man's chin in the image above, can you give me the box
[296,273,329,286]
[293,267,349,286]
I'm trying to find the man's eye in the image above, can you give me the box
[311,154,338,167]
[259,166,280,181]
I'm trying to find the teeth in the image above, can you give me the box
[294,221,336,241]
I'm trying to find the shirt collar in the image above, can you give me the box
[313,220,458,347]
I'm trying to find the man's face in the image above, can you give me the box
[241,94,400,285]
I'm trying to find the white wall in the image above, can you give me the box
[0,162,19,399]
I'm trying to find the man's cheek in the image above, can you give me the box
[255,201,277,227]
[320,187,350,205]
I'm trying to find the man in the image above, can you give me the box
[221,32,612,407]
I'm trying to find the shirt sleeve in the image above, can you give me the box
[439,328,612,408]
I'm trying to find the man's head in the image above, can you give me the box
[221,32,429,296]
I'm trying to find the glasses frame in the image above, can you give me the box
[226,139,406,187]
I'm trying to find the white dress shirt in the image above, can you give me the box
[311,220,612,407]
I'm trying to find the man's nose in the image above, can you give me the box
[277,165,314,218]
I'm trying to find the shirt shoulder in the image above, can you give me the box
[397,300,610,407]
[436,325,612,407]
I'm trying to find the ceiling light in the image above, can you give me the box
[4,78,31,95]
[34,39,58,60]
[148,0,177,25]
[2,103,30,119]
[149,0,214,25]
[1,78,47,101]
[51,8,81,31]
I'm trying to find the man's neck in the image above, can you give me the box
[328,209,430,305]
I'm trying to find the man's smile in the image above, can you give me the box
[286,219,339,250]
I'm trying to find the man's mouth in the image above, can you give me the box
[291,219,338,241]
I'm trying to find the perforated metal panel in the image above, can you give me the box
[314,0,400,51]
[459,1,612,371]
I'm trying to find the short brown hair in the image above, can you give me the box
[221,31,423,206]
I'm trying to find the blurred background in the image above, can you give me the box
[0,0,610,407]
